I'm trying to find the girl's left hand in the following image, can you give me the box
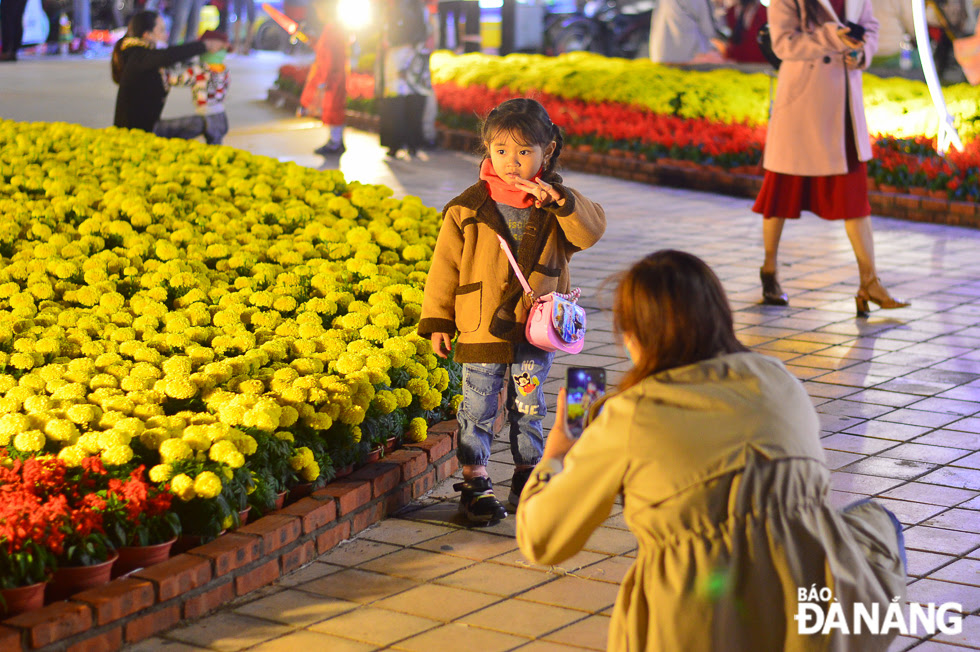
[542,387,577,462]
[514,177,565,208]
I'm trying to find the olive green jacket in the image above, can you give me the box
[418,177,605,363]
[517,352,907,651]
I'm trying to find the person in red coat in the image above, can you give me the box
[722,0,768,63]
[301,0,347,156]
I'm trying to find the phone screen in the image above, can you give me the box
[566,366,607,439]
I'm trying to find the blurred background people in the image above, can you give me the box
[230,0,256,52]
[649,0,724,62]
[112,10,223,135]
[169,0,204,44]
[1,0,30,60]
[301,0,347,155]
[721,0,768,62]
[379,0,428,158]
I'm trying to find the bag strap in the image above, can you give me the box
[497,235,534,296]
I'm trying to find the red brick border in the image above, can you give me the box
[1,421,460,651]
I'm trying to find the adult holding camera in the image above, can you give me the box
[112,10,225,135]
[752,0,909,316]
[516,250,907,651]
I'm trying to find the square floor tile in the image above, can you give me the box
[433,560,552,596]
[581,526,638,555]
[309,605,441,646]
[276,562,344,588]
[233,589,359,626]
[931,614,980,649]
[458,597,585,638]
[518,575,621,613]
[318,539,403,568]
[373,583,500,621]
[540,614,610,651]
[390,622,530,652]
[903,526,980,556]
[360,518,457,547]
[165,613,295,652]
[358,547,475,581]
[246,630,378,652]
[921,509,980,534]
[490,548,610,573]
[906,550,957,578]
[298,568,419,604]
[881,483,979,507]
[414,529,519,561]
[907,578,980,612]
[930,558,980,587]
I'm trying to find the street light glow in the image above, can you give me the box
[338,0,372,31]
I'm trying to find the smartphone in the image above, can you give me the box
[844,21,866,41]
[566,367,607,439]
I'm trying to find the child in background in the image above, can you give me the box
[301,0,347,156]
[169,29,232,145]
[418,98,606,525]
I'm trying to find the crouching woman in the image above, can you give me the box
[516,249,906,651]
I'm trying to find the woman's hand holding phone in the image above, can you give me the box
[837,26,863,50]
[543,387,577,463]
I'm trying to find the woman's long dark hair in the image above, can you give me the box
[613,250,748,391]
[480,98,564,179]
[111,10,158,83]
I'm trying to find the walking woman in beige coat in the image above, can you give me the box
[516,250,907,651]
[753,0,909,316]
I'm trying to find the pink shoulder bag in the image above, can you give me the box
[497,235,587,354]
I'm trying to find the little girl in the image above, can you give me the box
[418,98,606,524]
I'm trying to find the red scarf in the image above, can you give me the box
[479,159,540,209]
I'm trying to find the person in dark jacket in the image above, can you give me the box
[111,10,225,135]
[379,0,429,158]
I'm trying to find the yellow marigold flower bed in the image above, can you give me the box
[0,120,462,535]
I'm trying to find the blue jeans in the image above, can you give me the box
[458,343,554,468]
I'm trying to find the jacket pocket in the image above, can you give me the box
[454,282,482,333]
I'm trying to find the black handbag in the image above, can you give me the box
[757,24,782,69]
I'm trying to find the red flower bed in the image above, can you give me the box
[433,81,766,168]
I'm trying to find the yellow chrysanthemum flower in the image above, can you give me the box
[193,471,223,499]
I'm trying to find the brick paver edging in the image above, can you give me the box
[0,421,460,652]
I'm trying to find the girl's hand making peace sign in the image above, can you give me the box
[513,177,565,209]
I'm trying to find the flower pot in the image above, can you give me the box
[366,447,383,463]
[334,464,354,479]
[385,436,399,453]
[0,582,46,618]
[879,184,899,194]
[274,490,288,511]
[909,187,928,196]
[287,482,313,504]
[927,189,948,200]
[112,538,176,578]
[237,506,252,528]
[46,554,118,603]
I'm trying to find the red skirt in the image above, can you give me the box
[753,113,871,221]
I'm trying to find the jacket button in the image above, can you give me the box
[823,55,831,63]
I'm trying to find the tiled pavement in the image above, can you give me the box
[3,52,980,651]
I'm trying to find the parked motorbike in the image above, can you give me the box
[548,0,653,59]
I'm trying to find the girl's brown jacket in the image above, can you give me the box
[418,177,605,363]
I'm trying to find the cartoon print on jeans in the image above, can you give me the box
[514,372,541,397]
